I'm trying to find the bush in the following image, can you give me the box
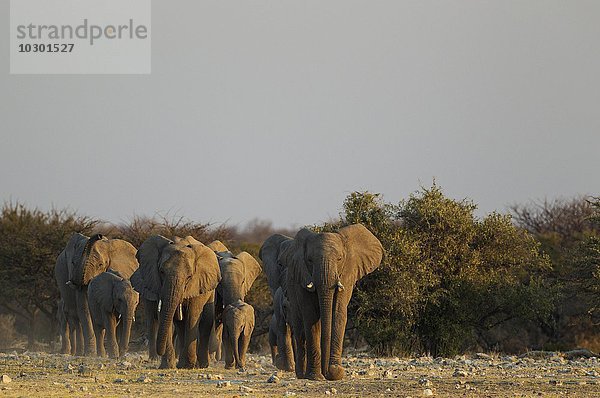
[316,187,554,356]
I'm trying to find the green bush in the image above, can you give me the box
[316,186,554,356]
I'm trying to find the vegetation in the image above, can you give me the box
[0,191,597,356]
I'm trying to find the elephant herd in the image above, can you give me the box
[54,224,383,381]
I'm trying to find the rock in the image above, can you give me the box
[216,381,231,388]
[268,374,280,383]
[453,369,468,377]
[64,363,75,373]
[137,375,152,383]
[284,392,296,397]
[240,386,253,393]
[419,378,432,387]
[382,369,394,379]
[119,361,133,369]
[114,378,126,383]
[80,386,88,392]
[549,380,563,386]
[423,388,434,396]
[208,374,224,380]
[1,375,11,384]
[587,370,598,377]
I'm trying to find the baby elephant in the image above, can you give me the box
[223,300,255,370]
[88,271,139,358]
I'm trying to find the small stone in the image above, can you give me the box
[453,369,468,377]
[284,393,296,397]
[208,374,224,380]
[423,389,434,396]
[80,386,88,392]
[64,363,74,373]
[1,375,11,384]
[240,386,253,393]
[216,381,231,388]
[137,375,152,383]
[120,361,133,369]
[419,378,432,387]
[268,374,280,383]
[383,369,393,379]
[330,387,337,394]
[114,378,126,383]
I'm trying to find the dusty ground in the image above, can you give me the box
[0,351,598,397]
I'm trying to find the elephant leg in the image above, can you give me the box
[269,319,278,365]
[104,314,119,359]
[196,295,214,369]
[215,323,223,362]
[299,292,323,381]
[326,289,352,381]
[144,300,159,360]
[222,325,234,369]
[75,287,97,356]
[239,329,252,370]
[74,321,84,356]
[293,329,306,379]
[60,318,70,355]
[179,298,202,369]
[94,324,106,358]
[69,321,79,356]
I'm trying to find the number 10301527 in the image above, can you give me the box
[18,43,74,53]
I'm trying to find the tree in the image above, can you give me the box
[316,187,553,356]
[0,203,97,348]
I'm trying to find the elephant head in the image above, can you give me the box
[216,251,262,305]
[259,234,293,296]
[133,235,221,356]
[112,275,140,355]
[70,234,139,287]
[281,224,383,380]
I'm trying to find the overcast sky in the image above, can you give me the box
[1,1,599,228]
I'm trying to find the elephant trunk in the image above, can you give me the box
[156,279,182,356]
[119,316,133,356]
[318,288,334,378]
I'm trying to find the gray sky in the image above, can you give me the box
[1,1,599,228]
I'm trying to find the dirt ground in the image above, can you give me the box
[0,351,598,397]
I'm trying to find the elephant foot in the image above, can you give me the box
[305,371,325,381]
[159,356,176,369]
[149,354,159,361]
[224,363,234,370]
[326,365,345,381]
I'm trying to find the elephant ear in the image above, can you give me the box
[132,235,172,301]
[65,233,89,282]
[338,224,384,285]
[104,239,139,280]
[236,251,262,297]
[281,228,315,292]
[186,243,222,298]
[208,240,229,253]
[259,234,292,294]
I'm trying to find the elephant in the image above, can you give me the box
[259,234,295,371]
[87,271,139,358]
[54,242,84,355]
[279,224,383,381]
[131,235,221,369]
[65,233,139,356]
[213,250,261,362]
[269,284,295,371]
[222,299,255,370]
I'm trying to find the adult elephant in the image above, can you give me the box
[280,224,383,381]
[66,233,139,356]
[259,234,295,372]
[132,235,221,369]
[214,250,261,368]
[54,235,85,355]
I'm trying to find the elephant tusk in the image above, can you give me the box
[157,300,162,313]
[176,304,183,321]
[336,280,345,291]
[306,282,314,290]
